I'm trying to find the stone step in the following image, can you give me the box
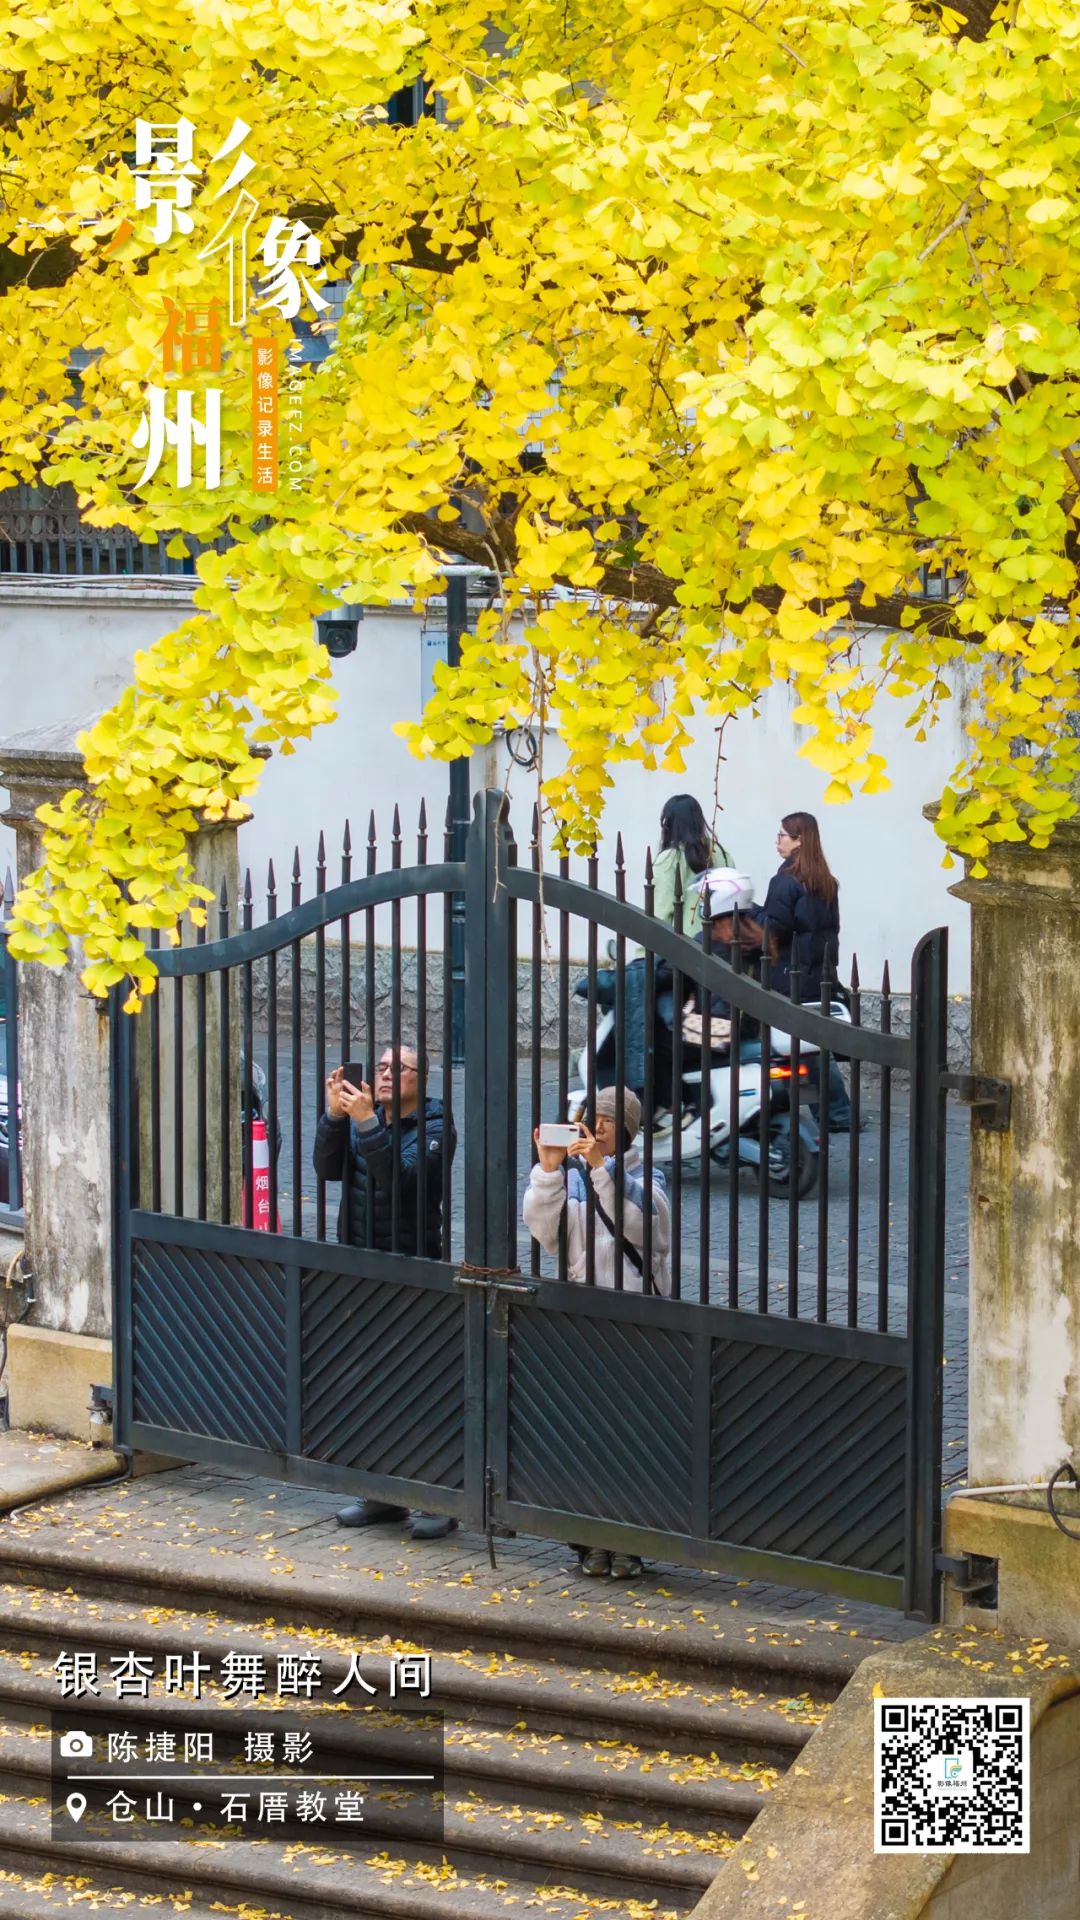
[0,1527,862,1696]
[0,1481,871,1920]
[0,1580,825,1763]
[0,1688,777,1830]
[0,1797,699,1920]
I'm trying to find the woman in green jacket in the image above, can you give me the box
[651,794,731,934]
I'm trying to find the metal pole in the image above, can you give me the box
[447,572,470,1065]
[905,925,948,1621]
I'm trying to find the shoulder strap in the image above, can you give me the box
[589,1187,659,1296]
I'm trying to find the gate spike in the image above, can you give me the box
[218,876,230,936]
[341,819,352,885]
[292,845,302,909]
[850,952,860,993]
[267,858,277,920]
[342,818,352,858]
[418,797,428,862]
[882,958,891,996]
[644,847,654,913]
[242,868,253,931]
[368,809,378,851]
[316,830,327,895]
[392,803,402,842]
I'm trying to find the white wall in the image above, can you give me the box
[0,585,972,989]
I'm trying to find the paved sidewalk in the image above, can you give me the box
[1,1450,923,1658]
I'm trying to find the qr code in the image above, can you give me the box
[874,1698,1029,1853]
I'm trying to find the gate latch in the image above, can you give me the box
[940,1073,1012,1132]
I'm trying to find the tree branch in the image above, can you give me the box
[399,509,973,639]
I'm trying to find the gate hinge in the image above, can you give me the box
[935,1551,999,1607]
[940,1072,1012,1132]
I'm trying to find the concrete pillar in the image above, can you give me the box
[949,823,1080,1486]
[0,720,112,1346]
[0,717,239,1433]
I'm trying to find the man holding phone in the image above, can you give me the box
[312,1042,457,1541]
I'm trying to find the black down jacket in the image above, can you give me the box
[312,1098,455,1256]
[759,862,840,1002]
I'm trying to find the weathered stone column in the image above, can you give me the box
[0,721,112,1354]
[943,821,1080,1647]
[949,826,1080,1487]
[0,717,239,1434]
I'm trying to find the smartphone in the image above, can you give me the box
[538,1122,581,1149]
[340,1061,366,1088]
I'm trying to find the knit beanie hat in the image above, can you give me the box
[594,1086,642,1143]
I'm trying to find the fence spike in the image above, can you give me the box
[267,858,277,919]
[218,878,230,935]
[418,796,428,834]
[392,802,402,842]
[292,845,301,885]
[644,846,653,883]
[850,951,860,993]
[882,957,891,996]
[531,800,540,844]
[342,818,352,858]
[417,797,428,862]
[368,809,378,851]
[242,868,253,930]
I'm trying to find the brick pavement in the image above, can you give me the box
[5,1460,924,1655]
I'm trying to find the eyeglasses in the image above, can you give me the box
[377,1061,418,1074]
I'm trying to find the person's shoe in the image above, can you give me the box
[408,1512,459,1541]
[578,1548,612,1577]
[336,1498,408,1529]
[610,1553,644,1579]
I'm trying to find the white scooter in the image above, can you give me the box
[569,870,851,1200]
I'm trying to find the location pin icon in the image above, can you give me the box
[66,1792,87,1822]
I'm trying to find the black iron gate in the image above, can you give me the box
[111,790,947,1618]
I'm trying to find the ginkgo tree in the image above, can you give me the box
[2,0,1080,1003]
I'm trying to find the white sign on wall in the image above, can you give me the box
[420,628,448,714]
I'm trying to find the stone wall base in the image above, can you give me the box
[691,1632,1079,1920]
[6,1323,111,1442]
[943,1491,1080,1653]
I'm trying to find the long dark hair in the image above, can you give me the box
[659,794,712,875]
[781,811,838,906]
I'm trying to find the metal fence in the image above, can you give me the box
[112,792,948,1616]
[0,483,227,578]
[0,871,22,1222]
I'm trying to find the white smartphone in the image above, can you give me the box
[538,1122,581,1149]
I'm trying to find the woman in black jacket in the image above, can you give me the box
[760,813,852,1131]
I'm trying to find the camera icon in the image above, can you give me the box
[59,1731,93,1760]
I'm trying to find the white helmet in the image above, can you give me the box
[696,867,755,919]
